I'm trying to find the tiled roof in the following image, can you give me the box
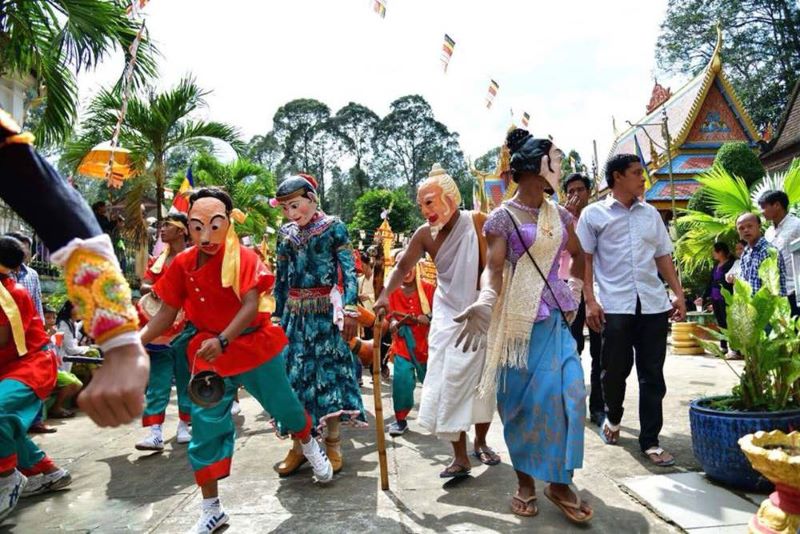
[766,79,800,155]
[644,179,701,201]
[654,154,716,175]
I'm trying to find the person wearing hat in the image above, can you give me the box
[272,174,365,477]
[0,236,73,522]
[141,187,332,534]
[135,212,193,451]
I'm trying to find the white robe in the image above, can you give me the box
[417,211,496,441]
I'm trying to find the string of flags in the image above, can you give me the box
[441,34,455,73]
[372,0,387,19]
[105,0,149,187]
[485,79,499,109]
[521,112,530,128]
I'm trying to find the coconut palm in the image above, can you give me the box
[63,76,244,239]
[168,152,279,239]
[0,0,158,146]
[676,159,800,275]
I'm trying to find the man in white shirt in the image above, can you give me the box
[759,190,800,316]
[576,154,686,468]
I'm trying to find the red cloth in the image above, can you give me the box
[388,281,435,364]
[0,277,57,399]
[140,254,185,341]
[153,246,288,376]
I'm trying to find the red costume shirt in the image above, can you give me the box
[0,277,56,399]
[154,246,288,376]
[388,281,435,364]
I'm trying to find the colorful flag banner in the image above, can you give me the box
[485,79,499,109]
[441,34,455,72]
[126,0,149,16]
[171,166,194,213]
[521,111,530,128]
[373,0,387,18]
[633,132,653,190]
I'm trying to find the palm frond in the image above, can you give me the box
[696,165,755,219]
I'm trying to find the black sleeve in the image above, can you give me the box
[0,144,102,252]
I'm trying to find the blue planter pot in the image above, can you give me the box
[689,396,800,492]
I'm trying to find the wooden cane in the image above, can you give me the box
[372,309,390,491]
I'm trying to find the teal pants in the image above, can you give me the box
[142,344,192,426]
[393,355,426,422]
[189,355,311,486]
[0,379,50,474]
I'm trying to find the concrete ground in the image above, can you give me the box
[4,349,742,533]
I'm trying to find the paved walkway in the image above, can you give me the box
[4,349,742,533]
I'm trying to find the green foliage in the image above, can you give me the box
[697,251,800,411]
[474,147,501,173]
[325,167,358,223]
[656,0,800,128]
[246,133,282,174]
[348,189,418,240]
[714,142,765,186]
[0,0,159,147]
[168,152,279,238]
[330,103,379,179]
[43,281,67,312]
[686,187,715,215]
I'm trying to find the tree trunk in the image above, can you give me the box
[155,161,165,226]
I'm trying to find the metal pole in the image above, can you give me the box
[592,139,600,200]
[661,107,681,280]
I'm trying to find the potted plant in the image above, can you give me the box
[690,251,800,492]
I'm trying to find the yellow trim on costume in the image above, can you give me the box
[221,209,248,300]
[415,266,431,316]
[0,133,35,150]
[258,294,276,313]
[149,246,170,275]
[165,219,187,233]
[0,278,27,356]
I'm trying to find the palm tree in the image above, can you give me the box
[676,159,800,275]
[0,0,158,146]
[168,152,279,239]
[63,76,244,235]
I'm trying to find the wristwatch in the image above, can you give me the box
[217,334,229,352]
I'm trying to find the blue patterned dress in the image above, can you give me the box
[274,214,366,432]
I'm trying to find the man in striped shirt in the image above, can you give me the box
[736,213,787,295]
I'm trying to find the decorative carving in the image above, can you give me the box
[646,80,673,114]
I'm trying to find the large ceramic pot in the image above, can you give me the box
[689,397,800,492]
[739,431,800,534]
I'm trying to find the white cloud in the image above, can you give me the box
[78,0,685,173]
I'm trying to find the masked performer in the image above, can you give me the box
[135,212,192,451]
[272,174,365,477]
[456,129,592,523]
[141,188,332,534]
[375,164,497,478]
[0,110,148,521]
[386,251,435,437]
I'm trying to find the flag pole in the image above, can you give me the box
[592,139,600,200]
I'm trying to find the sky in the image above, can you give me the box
[78,0,685,174]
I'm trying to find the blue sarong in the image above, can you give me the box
[497,313,586,484]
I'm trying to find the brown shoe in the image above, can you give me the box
[325,437,343,474]
[28,422,57,434]
[273,447,307,477]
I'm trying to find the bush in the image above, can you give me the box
[686,187,714,215]
[713,142,765,187]
[348,189,419,242]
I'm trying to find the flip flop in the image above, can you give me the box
[544,486,593,524]
[439,463,471,479]
[511,493,538,517]
[643,447,676,467]
[599,419,619,445]
[472,447,501,466]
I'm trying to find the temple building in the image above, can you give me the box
[605,27,762,216]
[761,79,800,172]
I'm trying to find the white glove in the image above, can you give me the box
[453,288,497,353]
[567,277,584,306]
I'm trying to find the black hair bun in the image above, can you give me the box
[506,128,531,154]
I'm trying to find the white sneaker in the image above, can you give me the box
[0,470,27,522]
[176,421,192,444]
[188,505,229,533]
[135,426,165,451]
[300,438,334,484]
[21,468,72,497]
[230,401,241,417]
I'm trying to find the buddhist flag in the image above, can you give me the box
[126,0,149,16]
[485,79,499,109]
[521,112,530,128]
[171,166,194,214]
[441,34,455,72]
[633,133,652,190]
[373,0,386,18]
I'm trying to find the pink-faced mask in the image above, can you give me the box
[189,197,230,257]
[279,195,318,228]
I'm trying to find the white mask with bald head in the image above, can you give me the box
[417,163,461,239]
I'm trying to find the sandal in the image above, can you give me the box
[544,485,593,524]
[472,446,501,466]
[511,493,538,517]
[643,447,675,467]
[439,463,471,479]
[600,419,619,445]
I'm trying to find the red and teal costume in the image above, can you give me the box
[154,246,312,486]
[0,277,59,478]
[388,281,435,422]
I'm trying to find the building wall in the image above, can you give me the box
[685,83,750,145]
[0,77,33,125]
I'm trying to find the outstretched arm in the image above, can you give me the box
[374,227,426,315]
